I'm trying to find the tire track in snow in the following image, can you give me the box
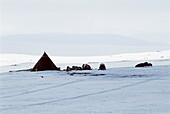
[0,77,159,111]
[0,79,85,99]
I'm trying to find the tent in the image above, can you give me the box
[31,52,60,71]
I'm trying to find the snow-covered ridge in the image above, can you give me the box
[0,50,170,67]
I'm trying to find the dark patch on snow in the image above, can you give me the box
[69,72,105,76]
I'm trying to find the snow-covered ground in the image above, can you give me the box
[0,51,170,114]
[0,50,170,72]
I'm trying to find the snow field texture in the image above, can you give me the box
[0,51,170,114]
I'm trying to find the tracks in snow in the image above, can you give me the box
[0,77,159,111]
[0,79,86,99]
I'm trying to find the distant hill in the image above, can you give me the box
[1,33,168,45]
[0,33,169,56]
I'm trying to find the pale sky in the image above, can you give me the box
[0,0,170,55]
[1,0,170,37]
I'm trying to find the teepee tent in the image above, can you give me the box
[31,52,60,71]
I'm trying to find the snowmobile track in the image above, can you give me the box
[0,79,86,99]
[0,77,159,111]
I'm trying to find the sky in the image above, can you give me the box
[0,0,169,56]
[1,0,169,37]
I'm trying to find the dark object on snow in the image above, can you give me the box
[72,66,82,70]
[31,52,60,71]
[65,64,92,71]
[66,66,72,71]
[9,69,31,72]
[82,64,92,70]
[69,72,105,76]
[70,72,91,76]
[66,66,82,71]
[135,62,152,67]
[99,63,106,70]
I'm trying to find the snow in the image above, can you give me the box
[0,51,170,114]
[0,50,170,70]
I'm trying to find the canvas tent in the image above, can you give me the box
[31,52,60,71]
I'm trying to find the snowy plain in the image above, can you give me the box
[0,50,170,114]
